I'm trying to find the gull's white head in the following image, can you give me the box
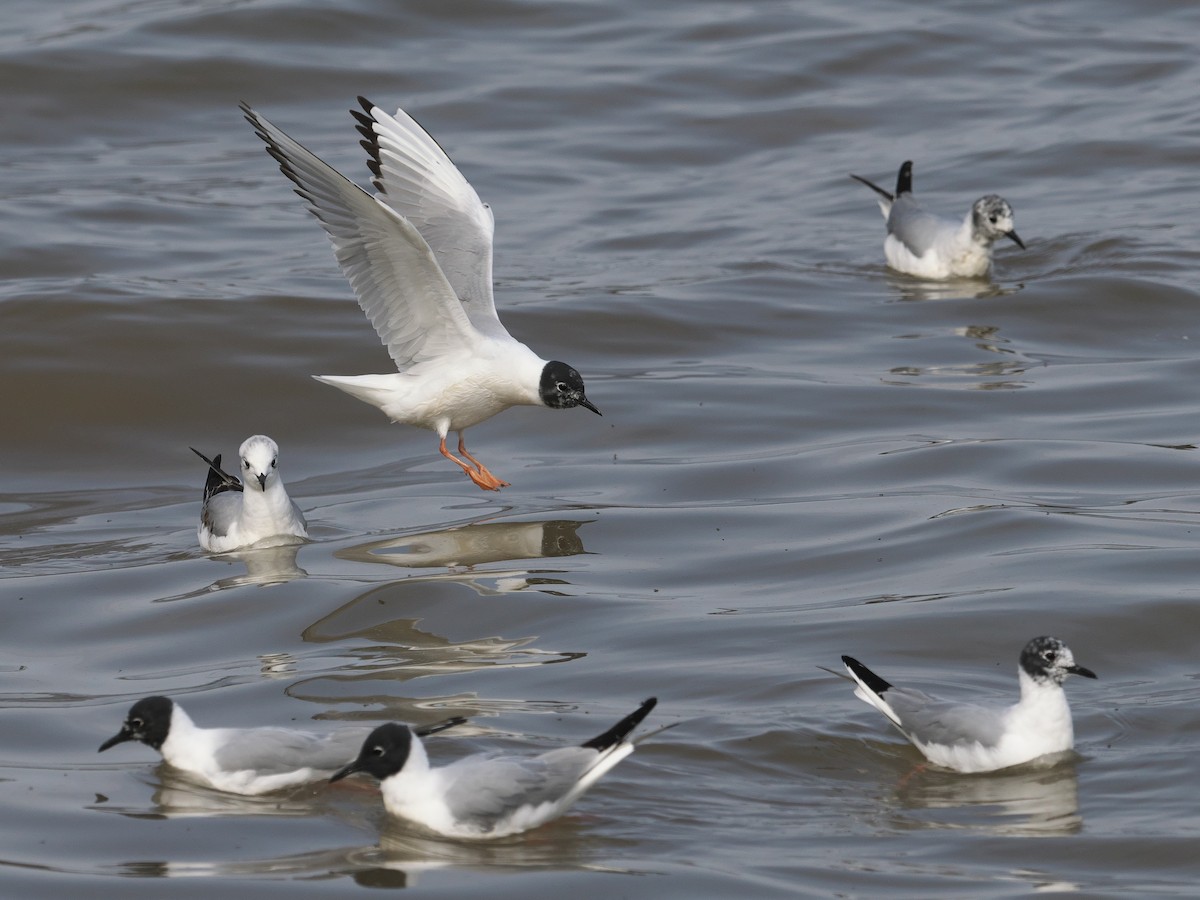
[971,195,1025,250]
[1019,636,1097,686]
[238,435,281,491]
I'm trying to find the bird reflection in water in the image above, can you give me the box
[891,757,1082,836]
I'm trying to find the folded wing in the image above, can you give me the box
[886,197,947,259]
[440,748,597,830]
[886,689,1007,749]
[213,726,369,776]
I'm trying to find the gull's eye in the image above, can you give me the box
[989,215,998,224]
[270,458,277,469]
[371,744,385,757]
[557,382,568,392]
[130,718,144,729]
[244,460,251,470]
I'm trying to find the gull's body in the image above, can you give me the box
[99,695,464,796]
[241,98,599,491]
[850,161,1025,279]
[836,637,1096,773]
[192,435,307,553]
[332,698,658,839]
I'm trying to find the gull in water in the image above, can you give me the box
[191,435,307,553]
[99,695,465,796]
[850,160,1025,279]
[331,697,660,838]
[240,98,601,491]
[832,637,1096,773]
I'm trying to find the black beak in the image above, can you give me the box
[1069,664,1097,679]
[579,396,602,416]
[255,472,267,490]
[98,727,133,753]
[1006,230,1026,250]
[329,758,362,784]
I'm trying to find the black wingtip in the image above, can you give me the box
[895,160,913,196]
[581,697,657,751]
[414,715,468,738]
[849,172,894,203]
[842,656,892,695]
[191,447,241,500]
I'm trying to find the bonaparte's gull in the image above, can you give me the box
[850,160,1025,279]
[98,695,465,796]
[240,98,601,491]
[330,697,659,838]
[190,435,307,553]
[834,637,1096,773]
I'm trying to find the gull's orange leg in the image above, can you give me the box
[896,761,928,789]
[439,436,505,491]
[458,434,510,488]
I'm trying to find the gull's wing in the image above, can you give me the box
[241,103,482,370]
[212,726,370,776]
[885,689,1007,749]
[352,98,507,341]
[438,748,597,830]
[885,196,948,258]
[201,491,243,540]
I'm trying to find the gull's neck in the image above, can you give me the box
[159,704,214,769]
[379,733,435,816]
[1008,666,1074,747]
[239,477,298,526]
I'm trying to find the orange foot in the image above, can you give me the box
[896,761,928,789]
[440,436,509,491]
[457,435,510,489]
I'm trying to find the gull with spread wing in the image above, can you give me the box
[241,98,600,491]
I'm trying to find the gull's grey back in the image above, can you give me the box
[886,687,1008,749]
[201,492,243,538]
[886,195,956,258]
[439,747,597,828]
[212,726,369,775]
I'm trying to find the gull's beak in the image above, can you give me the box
[1006,230,1026,250]
[329,758,362,784]
[579,396,602,416]
[98,726,133,753]
[255,472,268,490]
[1068,664,1097,679]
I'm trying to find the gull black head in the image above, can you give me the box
[1019,636,1096,685]
[329,722,413,784]
[972,195,1025,249]
[99,695,174,753]
[539,361,601,416]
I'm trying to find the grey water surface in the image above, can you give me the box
[4,0,1200,896]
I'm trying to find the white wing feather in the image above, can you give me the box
[355,98,508,339]
[241,103,482,370]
